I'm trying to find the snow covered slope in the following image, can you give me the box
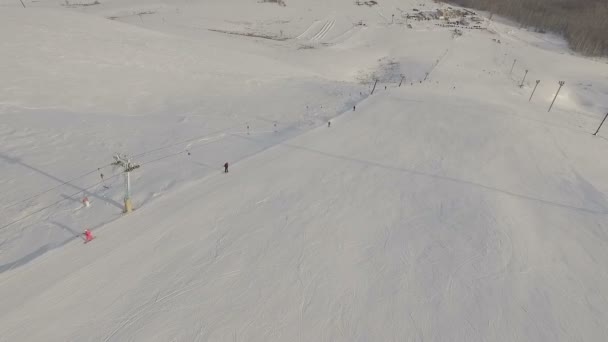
[1,0,607,341]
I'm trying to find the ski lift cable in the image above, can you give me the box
[0,172,123,231]
[1,163,115,211]
[0,124,247,231]
[2,122,246,211]
[1,117,297,231]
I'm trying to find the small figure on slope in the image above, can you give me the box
[224,162,229,173]
[84,229,94,243]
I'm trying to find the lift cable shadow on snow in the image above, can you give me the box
[0,168,124,232]
[0,121,269,234]
[232,134,608,216]
[0,153,122,210]
[0,122,270,233]
[1,122,245,212]
[1,162,115,211]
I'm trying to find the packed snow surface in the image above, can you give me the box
[1,0,607,341]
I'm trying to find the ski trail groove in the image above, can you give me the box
[296,19,321,39]
[311,19,335,42]
[310,20,330,41]
[317,20,335,41]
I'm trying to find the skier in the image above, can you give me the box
[100,172,109,189]
[84,229,94,243]
[353,105,356,111]
[328,121,331,128]
[224,162,229,173]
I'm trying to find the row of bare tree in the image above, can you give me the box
[446,0,608,57]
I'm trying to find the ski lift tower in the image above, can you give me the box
[113,153,140,213]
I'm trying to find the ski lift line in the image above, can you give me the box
[0,119,286,223]
[1,114,324,231]
[139,132,231,167]
[132,117,291,164]
[0,172,123,232]
[1,129,240,231]
[132,123,248,159]
[1,163,116,211]
[0,94,366,233]
[139,150,189,167]
[1,137,222,232]
[2,123,246,211]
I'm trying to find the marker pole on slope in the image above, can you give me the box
[529,80,540,102]
[510,59,517,75]
[519,69,528,88]
[548,81,565,113]
[593,112,608,136]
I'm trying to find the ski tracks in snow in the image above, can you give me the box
[295,20,320,40]
[297,18,336,43]
[311,19,335,42]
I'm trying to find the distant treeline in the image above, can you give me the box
[446,0,608,57]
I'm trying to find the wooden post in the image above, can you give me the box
[510,59,517,75]
[548,81,565,112]
[371,79,378,95]
[593,112,608,136]
[529,80,540,102]
[519,69,528,88]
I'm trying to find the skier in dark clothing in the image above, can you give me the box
[224,162,229,173]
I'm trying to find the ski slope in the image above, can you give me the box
[1,0,608,341]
